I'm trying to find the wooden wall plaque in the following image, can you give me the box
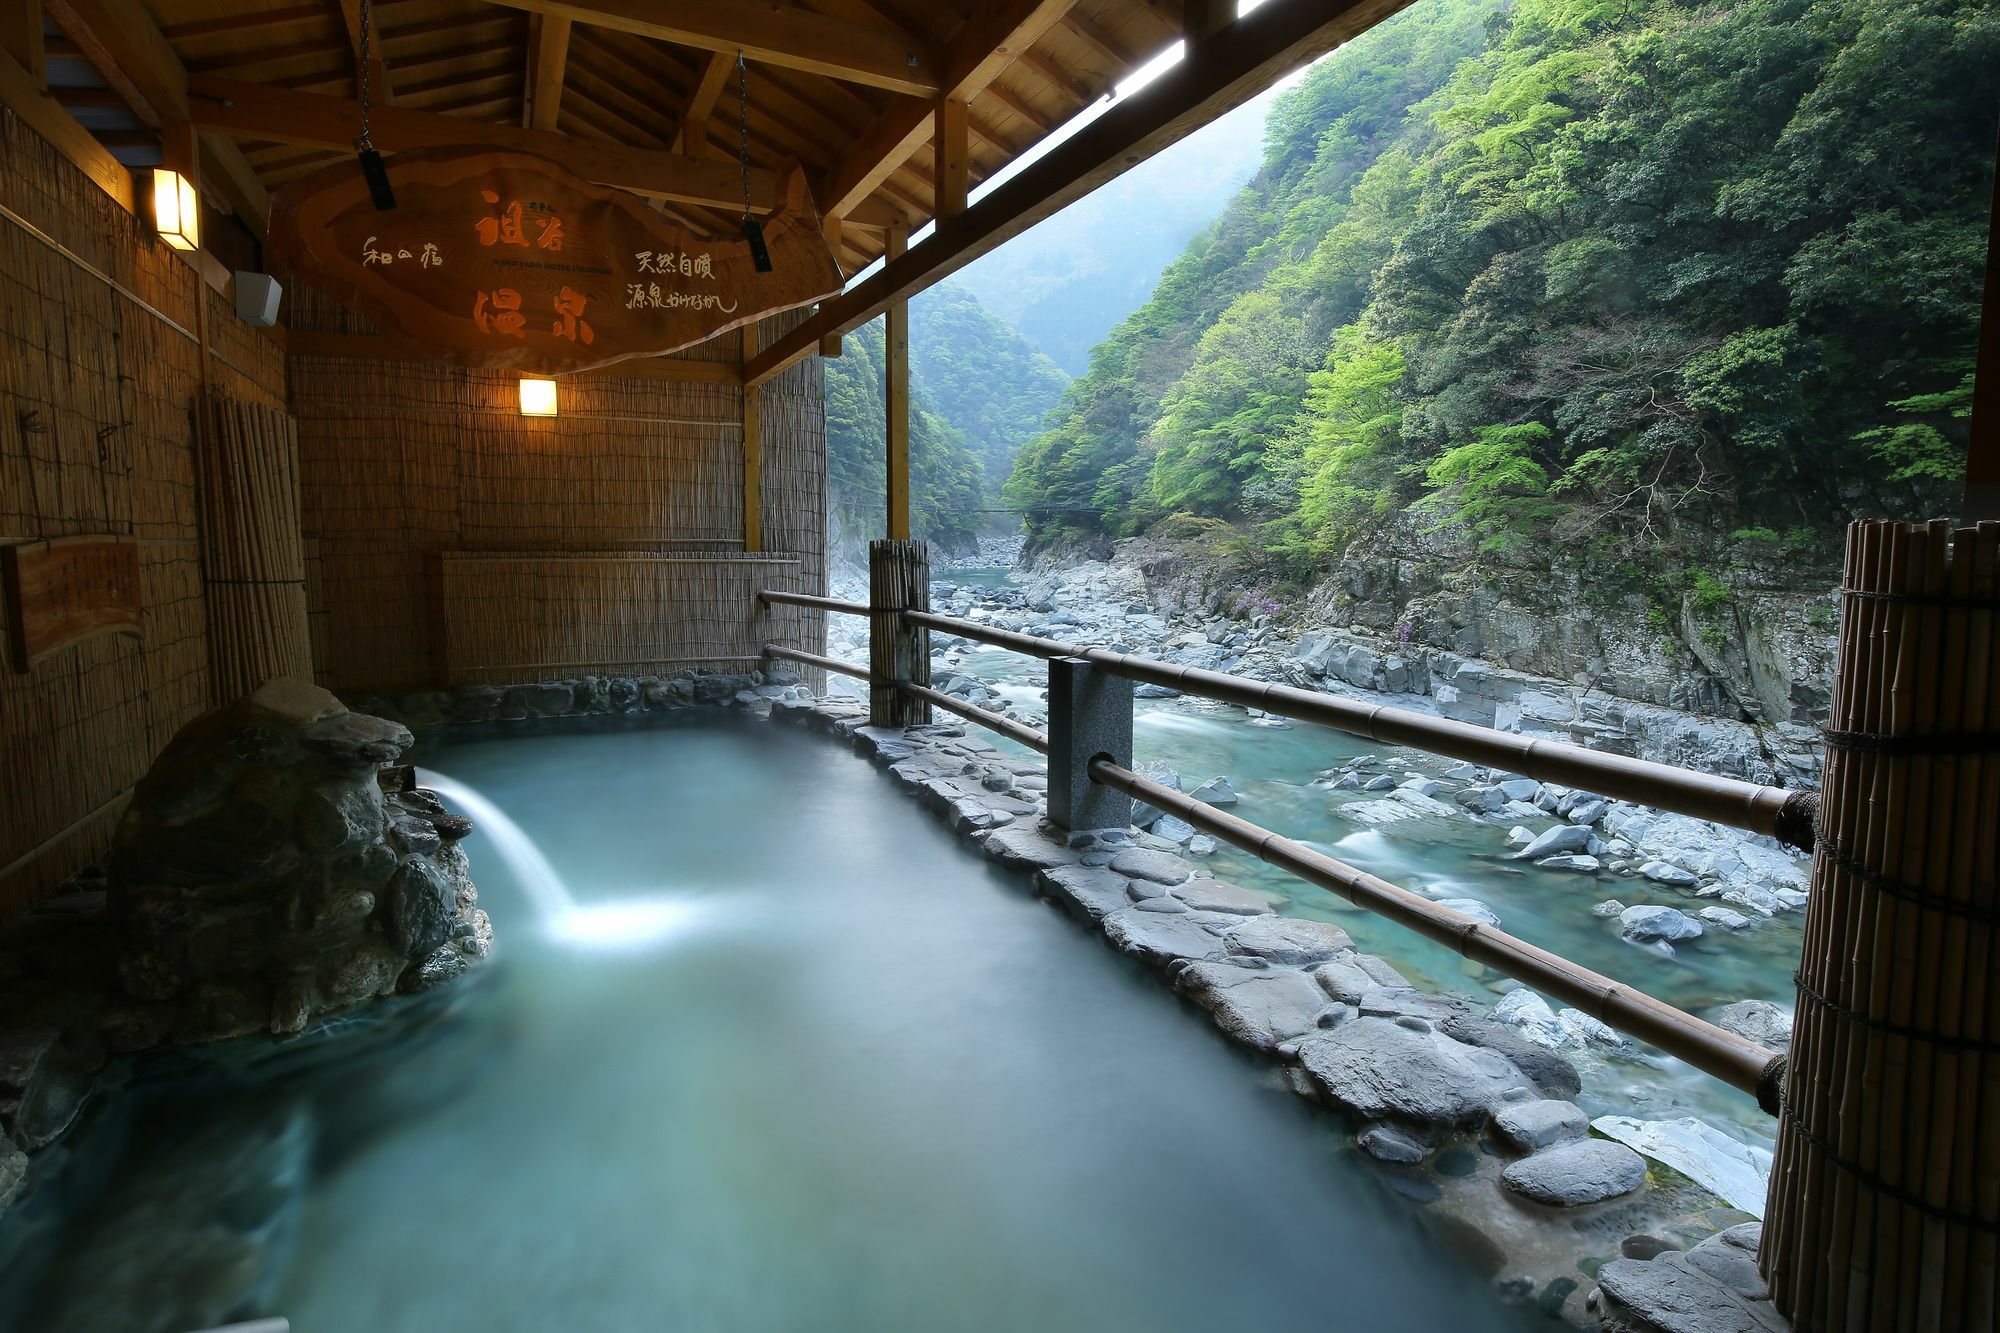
[270,147,845,376]
[2,536,144,672]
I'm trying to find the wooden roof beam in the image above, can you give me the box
[481,0,943,97]
[672,50,731,155]
[336,0,395,103]
[3,2,45,91]
[188,73,791,213]
[819,0,1080,221]
[751,0,1417,384]
[525,13,570,130]
[45,0,270,231]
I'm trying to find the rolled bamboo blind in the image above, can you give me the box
[195,392,314,702]
[1762,518,1999,1330]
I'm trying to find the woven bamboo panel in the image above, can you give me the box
[196,393,313,701]
[0,114,280,917]
[436,551,817,684]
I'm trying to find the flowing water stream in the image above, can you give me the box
[2,714,1535,1332]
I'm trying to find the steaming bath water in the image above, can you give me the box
[0,714,1533,1333]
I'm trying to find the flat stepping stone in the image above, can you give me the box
[1170,878,1272,915]
[982,825,1079,872]
[1493,1099,1588,1152]
[1035,865,1130,921]
[1176,961,1331,1053]
[1222,915,1353,964]
[1595,1229,1787,1332]
[1100,907,1234,967]
[1109,847,1194,885]
[1501,1138,1647,1206]
[1297,1016,1531,1128]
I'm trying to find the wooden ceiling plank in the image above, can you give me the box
[482,0,943,97]
[188,73,793,212]
[526,12,570,130]
[1060,11,1135,72]
[162,5,332,44]
[751,0,1417,384]
[978,78,1052,132]
[819,0,1080,220]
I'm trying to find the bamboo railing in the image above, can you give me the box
[899,609,1817,850]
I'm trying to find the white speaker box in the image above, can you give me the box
[234,271,282,327]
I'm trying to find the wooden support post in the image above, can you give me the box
[2,2,45,91]
[1965,129,2000,522]
[868,538,930,728]
[1046,657,1132,832]
[884,219,911,542]
[741,322,762,552]
[1760,518,2000,1330]
[934,95,970,218]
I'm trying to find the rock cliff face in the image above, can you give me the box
[1023,522,1836,787]
[109,678,490,1046]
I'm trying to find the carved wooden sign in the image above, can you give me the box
[2,536,143,672]
[270,147,844,375]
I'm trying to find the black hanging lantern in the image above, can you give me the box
[355,0,395,210]
[736,51,773,273]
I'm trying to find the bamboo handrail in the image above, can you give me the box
[752,633,1783,1105]
[901,681,1051,754]
[900,608,1817,851]
[1088,757,1787,1106]
[759,589,871,616]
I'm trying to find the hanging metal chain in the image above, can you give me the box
[737,49,753,227]
[355,0,377,153]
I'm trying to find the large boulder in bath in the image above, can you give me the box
[108,679,490,1046]
[1296,1016,1534,1128]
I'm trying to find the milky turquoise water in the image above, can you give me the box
[3,714,1534,1333]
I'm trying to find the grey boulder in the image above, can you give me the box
[1501,1137,1647,1205]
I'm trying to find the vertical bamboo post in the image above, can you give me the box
[1761,518,2000,1330]
[741,322,762,553]
[868,538,929,728]
[884,220,911,542]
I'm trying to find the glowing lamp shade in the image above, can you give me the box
[518,378,559,417]
[151,169,199,251]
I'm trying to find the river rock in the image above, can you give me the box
[1358,1125,1428,1164]
[1500,1138,1647,1205]
[1619,904,1704,943]
[1709,999,1793,1052]
[1171,878,1273,915]
[1512,825,1594,861]
[1222,915,1353,964]
[1594,1224,1786,1332]
[1494,989,1567,1048]
[1297,1017,1532,1127]
[1189,777,1239,806]
[1592,1116,1773,1216]
[1493,1099,1589,1152]
[1697,906,1752,930]
[1535,854,1602,874]
[1176,961,1332,1052]
[1640,860,1702,888]
[1434,898,1501,926]
[1592,899,1627,917]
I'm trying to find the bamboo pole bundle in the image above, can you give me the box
[868,538,930,728]
[195,392,314,702]
[1761,518,2000,1330]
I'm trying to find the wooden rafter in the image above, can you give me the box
[672,51,731,156]
[187,73,798,214]
[336,0,395,103]
[2,1,45,91]
[481,0,944,97]
[525,12,570,130]
[819,0,1080,221]
[44,0,271,230]
[751,0,1418,384]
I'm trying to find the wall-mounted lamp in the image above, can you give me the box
[519,377,559,417]
[151,169,199,251]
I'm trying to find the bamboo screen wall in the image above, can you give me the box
[0,111,286,917]
[290,290,827,692]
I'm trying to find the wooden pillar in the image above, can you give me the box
[885,219,910,541]
[934,96,969,219]
[1760,518,2000,1330]
[1964,130,2000,522]
[2,2,44,91]
[868,538,930,728]
[741,322,761,552]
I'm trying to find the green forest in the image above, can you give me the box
[1005,0,1998,575]
[826,281,1068,549]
